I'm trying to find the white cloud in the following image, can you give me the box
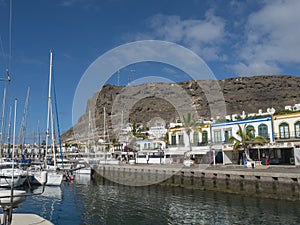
[231,0,300,75]
[229,62,282,76]
[162,67,178,74]
[135,11,226,61]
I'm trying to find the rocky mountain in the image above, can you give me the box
[61,75,300,142]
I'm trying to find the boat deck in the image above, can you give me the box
[11,214,53,225]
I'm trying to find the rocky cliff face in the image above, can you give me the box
[61,75,300,142]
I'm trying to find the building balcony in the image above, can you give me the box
[274,133,300,142]
[168,142,210,147]
[168,144,185,147]
[191,142,210,146]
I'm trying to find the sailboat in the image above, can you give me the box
[73,110,93,174]
[0,93,27,188]
[83,107,119,167]
[30,50,63,186]
[0,159,27,188]
[0,3,53,224]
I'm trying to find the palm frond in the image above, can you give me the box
[233,141,241,151]
[230,124,269,153]
[253,136,268,144]
[228,136,239,143]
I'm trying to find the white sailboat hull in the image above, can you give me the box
[0,168,27,187]
[30,170,63,186]
[45,172,63,186]
[74,167,91,174]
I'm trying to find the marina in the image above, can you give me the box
[9,172,300,225]
[0,159,298,224]
[0,0,299,224]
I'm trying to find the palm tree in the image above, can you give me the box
[229,124,267,162]
[181,113,201,154]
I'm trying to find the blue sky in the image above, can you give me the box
[0,0,300,143]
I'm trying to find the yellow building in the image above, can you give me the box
[168,123,210,147]
[272,111,300,165]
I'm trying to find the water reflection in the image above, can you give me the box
[14,176,300,225]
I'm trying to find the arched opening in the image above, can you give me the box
[258,123,268,139]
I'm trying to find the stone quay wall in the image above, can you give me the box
[92,164,300,201]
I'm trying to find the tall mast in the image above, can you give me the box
[88,109,91,153]
[103,107,106,144]
[7,106,12,158]
[50,103,56,168]
[53,71,64,168]
[18,86,30,147]
[103,107,110,143]
[120,110,123,139]
[0,88,6,157]
[10,99,17,210]
[37,120,40,146]
[45,50,53,166]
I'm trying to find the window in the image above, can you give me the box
[246,125,255,137]
[202,131,208,143]
[224,129,232,143]
[171,135,176,145]
[178,134,184,145]
[279,122,289,139]
[144,143,151,150]
[295,121,300,138]
[213,130,221,143]
[258,124,268,139]
[193,132,199,145]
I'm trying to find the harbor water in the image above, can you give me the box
[13,174,300,225]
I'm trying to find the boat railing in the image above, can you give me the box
[0,171,47,225]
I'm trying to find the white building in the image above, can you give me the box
[147,117,167,139]
[167,123,211,162]
[134,139,166,151]
[211,116,274,164]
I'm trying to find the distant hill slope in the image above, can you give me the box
[61,75,300,142]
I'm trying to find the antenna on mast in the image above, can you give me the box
[117,70,120,86]
[6,68,11,82]
[127,72,130,86]
[131,69,135,86]
[0,69,11,82]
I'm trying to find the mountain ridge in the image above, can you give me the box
[61,75,300,142]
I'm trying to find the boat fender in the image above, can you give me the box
[41,171,48,185]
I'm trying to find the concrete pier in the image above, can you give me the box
[92,164,300,201]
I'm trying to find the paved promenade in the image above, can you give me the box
[204,164,300,179]
[94,163,300,186]
[100,163,300,176]
[207,164,300,173]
